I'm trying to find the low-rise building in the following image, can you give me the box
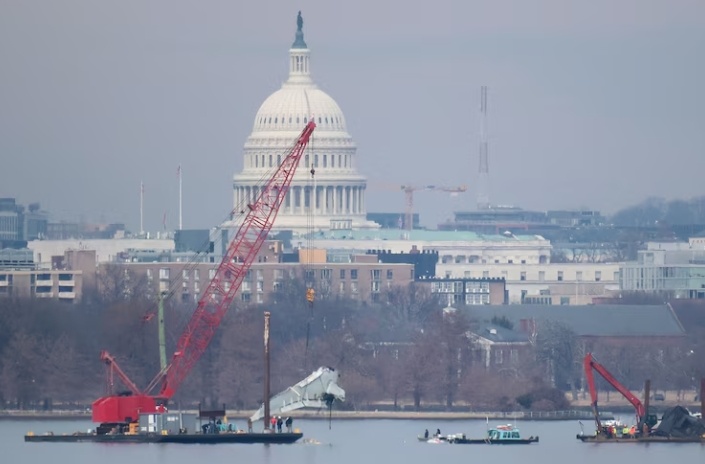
[437,262,621,304]
[418,277,506,305]
[114,259,414,305]
[0,268,83,301]
[621,240,705,299]
[467,322,532,371]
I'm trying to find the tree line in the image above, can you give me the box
[1,272,704,413]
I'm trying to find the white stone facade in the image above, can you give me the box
[436,262,622,304]
[232,16,377,232]
[293,232,552,265]
[28,239,174,267]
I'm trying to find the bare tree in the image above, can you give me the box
[97,264,150,303]
[532,320,579,391]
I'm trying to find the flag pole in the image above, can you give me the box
[178,164,183,230]
[140,181,145,236]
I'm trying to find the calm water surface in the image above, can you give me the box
[3,418,705,463]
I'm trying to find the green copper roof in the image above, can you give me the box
[317,229,544,242]
[292,11,307,49]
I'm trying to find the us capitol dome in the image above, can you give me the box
[232,12,379,232]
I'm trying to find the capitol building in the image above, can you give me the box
[232,13,379,232]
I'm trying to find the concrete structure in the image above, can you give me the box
[621,240,705,299]
[0,248,34,269]
[466,322,532,371]
[27,238,174,268]
[0,198,48,242]
[437,262,621,305]
[418,277,506,305]
[458,304,686,348]
[0,268,83,301]
[231,13,377,232]
[114,257,414,305]
[292,229,552,265]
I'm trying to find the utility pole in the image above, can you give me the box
[140,181,145,236]
[158,293,167,371]
[178,164,183,230]
[263,311,271,431]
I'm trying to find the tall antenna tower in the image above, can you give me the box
[476,85,490,210]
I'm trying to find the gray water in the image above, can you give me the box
[4,418,705,463]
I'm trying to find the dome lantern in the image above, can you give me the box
[289,12,311,84]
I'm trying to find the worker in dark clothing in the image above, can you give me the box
[247,418,253,433]
[424,429,429,439]
[285,416,293,433]
[436,428,441,437]
[276,416,283,433]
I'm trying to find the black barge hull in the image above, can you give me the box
[452,437,539,444]
[577,434,705,443]
[25,432,303,444]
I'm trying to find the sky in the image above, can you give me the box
[1,0,704,232]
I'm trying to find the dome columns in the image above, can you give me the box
[234,178,366,218]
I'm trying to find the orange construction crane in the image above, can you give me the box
[401,184,467,231]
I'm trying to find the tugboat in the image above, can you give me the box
[447,424,539,445]
[418,424,538,445]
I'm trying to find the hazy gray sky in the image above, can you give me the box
[1,0,704,231]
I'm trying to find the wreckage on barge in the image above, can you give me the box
[576,353,705,443]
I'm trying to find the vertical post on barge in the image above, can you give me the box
[643,379,650,424]
[700,378,704,418]
[264,311,271,431]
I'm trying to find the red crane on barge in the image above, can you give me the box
[92,121,316,430]
[584,352,657,434]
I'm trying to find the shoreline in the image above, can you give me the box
[0,409,604,422]
[5,399,698,422]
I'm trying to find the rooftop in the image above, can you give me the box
[459,304,685,337]
[311,229,546,243]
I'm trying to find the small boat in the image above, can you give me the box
[427,424,538,445]
[417,430,448,444]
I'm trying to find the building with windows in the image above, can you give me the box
[418,277,506,305]
[437,262,621,305]
[113,256,414,305]
[621,240,705,299]
[466,323,532,371]
[0,198,48,243]
[231,13,378,232]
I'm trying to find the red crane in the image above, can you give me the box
[583,352,655,432]
[92,121,316,427]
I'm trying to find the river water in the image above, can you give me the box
[3,418,705,463]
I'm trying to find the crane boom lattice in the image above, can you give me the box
[91,121,316,425]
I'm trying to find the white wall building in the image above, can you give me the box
[621,240,705,299]
[437,262,621,305]
[231,13,378,232]
[28,239,174,267]
[293,229,552,265]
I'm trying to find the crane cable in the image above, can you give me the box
[304,129,316,371]
[143,143,294,352]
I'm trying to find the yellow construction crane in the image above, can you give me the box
[400,184,467,231]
